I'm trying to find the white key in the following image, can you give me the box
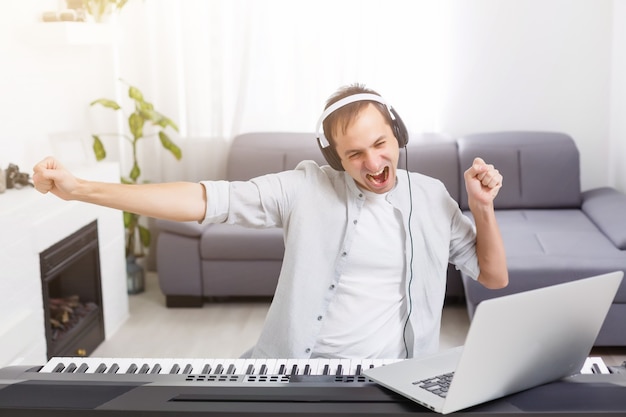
[581,357,610,374]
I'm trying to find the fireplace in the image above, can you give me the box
[40,220,105,359]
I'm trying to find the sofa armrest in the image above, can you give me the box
[582,187,626,250]
[155,218,206,238]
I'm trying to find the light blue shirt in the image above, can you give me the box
[200,161,479,359]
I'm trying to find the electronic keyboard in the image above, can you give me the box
[0,356,618,416]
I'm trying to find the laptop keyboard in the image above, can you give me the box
[412,371,454,398]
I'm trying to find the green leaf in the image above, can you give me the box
[92,135,106,161]
[128,112,144,140]
[129,161,140,182]
[120,176,133,185]
[138,224,151,248]
[128,86,144,102]
[154,112,180,132]
[159,131,182,160]
[90,98,121,110]
[123,211,135,229]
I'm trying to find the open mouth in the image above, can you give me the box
[366,166,389,185]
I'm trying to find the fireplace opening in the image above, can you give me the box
[40,220,105,359]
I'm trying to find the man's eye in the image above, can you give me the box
[348,152,360,159]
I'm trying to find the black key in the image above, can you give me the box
[52,363,65,373]
[126,363,138,374]
[278,364,286,375]
[356,365,362,375]
[95,363,107,373]
[335,364,343,376]
[290,364,299,376]
[201,364,211,374]
[226,364,236,374]
[107,364,120,374]
[214,364,224,375]
[245,364,254,375]
[138,364,150,374]
[150,364,162,374]
[592,363,602,374]
[259,364,267,375]
[323,364,330,375]
[76,363,89,373]
[183,364,193,374]
[170,364,181,374]
[64,363,77,373]
[304,364,311,375]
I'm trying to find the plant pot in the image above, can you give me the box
[126,255,145,294]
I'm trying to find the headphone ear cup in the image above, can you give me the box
[317,139,345,171]
[390,107,409,148]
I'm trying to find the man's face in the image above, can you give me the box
[333,103,400,194]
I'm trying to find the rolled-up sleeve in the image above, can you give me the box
[198,180,230,224]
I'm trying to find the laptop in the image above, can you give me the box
[363,271,623,414]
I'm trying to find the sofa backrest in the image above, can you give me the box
[457,131,582,210]
[227,132,463,202]
[226,132,326,181]
[399,134,461,202]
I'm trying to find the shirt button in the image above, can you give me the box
[329,284,335,290]
[342,252,347,257]
[305,348,311,354]
[353,220,358,225]
[317,315,323,321]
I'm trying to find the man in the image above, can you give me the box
[33,84,508,359]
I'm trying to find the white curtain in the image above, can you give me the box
[116,0,450,182]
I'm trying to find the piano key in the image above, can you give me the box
[214,363,224,375]
[169,363,181,374]
[76,363,89,373]
[259,359,277,375]
[64,363,77,373]
[95,363,107,373]
[126,363,138,374]
[580,357,610,374]
[243,359,257,375]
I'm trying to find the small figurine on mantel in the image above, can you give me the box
[2,164,34,192]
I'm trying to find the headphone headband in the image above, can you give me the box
[315,93,393,147]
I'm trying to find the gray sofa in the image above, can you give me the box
[155,131,626,346]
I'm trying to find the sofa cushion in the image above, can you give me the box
[201,223,285,260]
[582,187,626,250]
[464,209,626,303]
[457,132,582,210]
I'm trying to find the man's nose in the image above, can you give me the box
[363,150,381,171]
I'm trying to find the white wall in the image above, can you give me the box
[0,1,120,172]
[441,0,614,192]
[609,0,626,192]
[0,0,623,193]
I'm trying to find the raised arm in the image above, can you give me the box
[463,157,509,289]
[32,157,207,223]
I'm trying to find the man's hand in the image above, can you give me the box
[32,157,81,201]
[463,157,503,209]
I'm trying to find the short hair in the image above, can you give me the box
[321,83,394,148]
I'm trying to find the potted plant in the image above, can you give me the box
[90,79,182,292]
[83,0,128,22]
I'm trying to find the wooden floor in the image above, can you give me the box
[93,272,626,368]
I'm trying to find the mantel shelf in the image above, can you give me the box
[25,22,119,46]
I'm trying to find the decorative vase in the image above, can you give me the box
[126,255,145,294]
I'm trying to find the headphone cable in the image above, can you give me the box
[402,148,415,359]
